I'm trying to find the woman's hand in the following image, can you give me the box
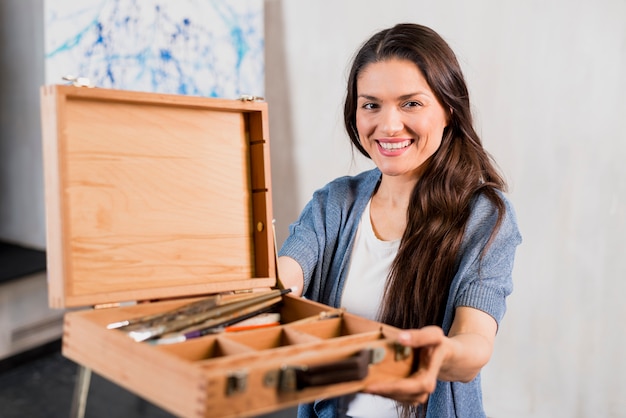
[363,326,448,405]
[363,307,497,405]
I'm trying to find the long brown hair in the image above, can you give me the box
[344,23,506,413]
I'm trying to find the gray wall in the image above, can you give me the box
[0,0,45,249]
[2,0,625,417]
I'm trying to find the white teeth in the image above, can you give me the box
[379,140,411,150]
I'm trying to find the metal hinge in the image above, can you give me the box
[238,94,264,102]
[62,75,95,88]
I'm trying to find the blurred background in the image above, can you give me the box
[1,0,625,417]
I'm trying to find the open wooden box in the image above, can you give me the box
[40,85,412,418]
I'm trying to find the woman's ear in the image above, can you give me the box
[446,107,454,127]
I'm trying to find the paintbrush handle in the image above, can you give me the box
[107,294,223,330]
[128,288,291,341]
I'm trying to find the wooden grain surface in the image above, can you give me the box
[62,295,413,418]
[41,85,275,308]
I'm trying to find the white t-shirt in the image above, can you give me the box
[341,199,400,418]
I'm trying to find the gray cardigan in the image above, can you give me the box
[279,168,522,418]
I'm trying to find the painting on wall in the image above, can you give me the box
[43,0,264,98]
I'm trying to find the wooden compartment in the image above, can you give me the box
[40,85,412,418]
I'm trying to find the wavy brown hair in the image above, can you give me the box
[344,23,506,415]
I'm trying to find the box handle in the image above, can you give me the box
[269,348,385,392]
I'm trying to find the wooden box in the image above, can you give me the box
[40,85,412,418]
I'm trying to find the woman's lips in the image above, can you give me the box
[376,139,413,155]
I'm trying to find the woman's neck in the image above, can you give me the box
[369,175,417,241]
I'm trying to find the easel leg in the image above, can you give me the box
[69,365,92,418]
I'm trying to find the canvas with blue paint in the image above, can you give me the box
[44,0,264,98]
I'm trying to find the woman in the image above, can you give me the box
[278,23,522,418]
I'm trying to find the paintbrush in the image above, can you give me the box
[150,297,283,345]
[106,291,263,331]
[126,288,293,342]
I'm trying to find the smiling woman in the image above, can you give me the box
[277,23,522,418]
[355,58,448,188]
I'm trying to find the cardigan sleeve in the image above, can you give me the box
[444,193,522,331]
[278,195,324,297]
[278,169,381,306]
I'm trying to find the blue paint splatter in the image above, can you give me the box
[160,49,172,61]
[44,0,264,98]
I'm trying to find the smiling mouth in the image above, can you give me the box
[378,139,412,151]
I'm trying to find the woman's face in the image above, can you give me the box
[356,58,449,179]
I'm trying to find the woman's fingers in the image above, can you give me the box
[397,326,444,348]
[363,367,434,404]
[363,326,449,405]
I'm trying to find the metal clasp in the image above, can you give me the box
[225,370,248,396]
[62,75,95,88]
[238,94,264,102]
[275,365,308,392]
[263,365,305,392]
[264,347,386,392]
[369,347,386,365]
[393,342,412,361]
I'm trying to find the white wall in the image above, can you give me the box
[265,1,626,417]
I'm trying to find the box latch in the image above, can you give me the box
[226,370,248,396]
[263,347,386,392]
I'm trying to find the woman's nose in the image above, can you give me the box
[379,107,403,136]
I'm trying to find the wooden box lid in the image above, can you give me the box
[41,85,276,309]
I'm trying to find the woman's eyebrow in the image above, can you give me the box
[358,92,432,101]
[357,94,378,101]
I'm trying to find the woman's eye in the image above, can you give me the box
[403,101,422,108]
[362,102,378,110]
